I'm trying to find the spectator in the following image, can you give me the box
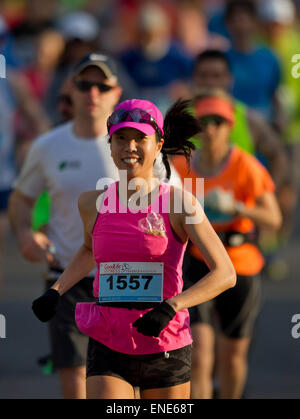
[16,29,65,143]
[120,2,193,114]
[23,29,65,102]
[257,0,300,264]
[175,0,229,58]
[258,0,299,143]
[11,0,59,66]
[44,11,101,125]
[225,0,282,124]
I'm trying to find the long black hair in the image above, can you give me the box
[160,99,201,179]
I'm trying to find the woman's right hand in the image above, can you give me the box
[32,289,60,322]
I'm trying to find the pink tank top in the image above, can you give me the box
[75,181,193,354]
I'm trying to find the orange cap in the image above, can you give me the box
[194,97,235,126]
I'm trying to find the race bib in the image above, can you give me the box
[99,262,164,303]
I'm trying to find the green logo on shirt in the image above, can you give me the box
[58,161,81,170]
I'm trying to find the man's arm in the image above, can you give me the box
[8,189,34,237]
[8,189,54,263]
[247,109,289,188]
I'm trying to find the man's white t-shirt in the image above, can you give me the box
[15,122,119,269]
[15,121,181,269]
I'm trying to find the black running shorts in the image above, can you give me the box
[86,338,192,390]
[183,252,261,339]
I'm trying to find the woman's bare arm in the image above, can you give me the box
[50,190,101,296]
[167,188,236,312]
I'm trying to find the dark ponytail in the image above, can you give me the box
[161,99,201,179]
[161,151,171,180]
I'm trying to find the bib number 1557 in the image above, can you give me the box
[99,262,163,302]
[105,274,153,290]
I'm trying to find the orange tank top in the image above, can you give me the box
[172,146,275,276]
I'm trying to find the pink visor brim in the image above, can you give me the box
[108,121,156,137]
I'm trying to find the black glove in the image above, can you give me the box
[32,289,60,322]
[132,301,176,337]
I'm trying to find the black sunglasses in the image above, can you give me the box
[74,80,114,93]
[198,115,227,127]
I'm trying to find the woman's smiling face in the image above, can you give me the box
[110,127,163,179]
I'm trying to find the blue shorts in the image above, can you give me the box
[0,189,12,212]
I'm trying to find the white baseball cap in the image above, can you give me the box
[72,52,118,83]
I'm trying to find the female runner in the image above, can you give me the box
[32,98,236,399]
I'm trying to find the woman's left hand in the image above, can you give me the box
[132,301,176,337]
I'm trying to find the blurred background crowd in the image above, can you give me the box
[1,0,300,142]
[2,0,300,277]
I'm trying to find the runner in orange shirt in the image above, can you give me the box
[172,89,282,399]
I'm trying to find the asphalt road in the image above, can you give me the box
[1,218,300,399]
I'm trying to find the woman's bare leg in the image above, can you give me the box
[86,375,135,399]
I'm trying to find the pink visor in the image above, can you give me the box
[107,99,164,136]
